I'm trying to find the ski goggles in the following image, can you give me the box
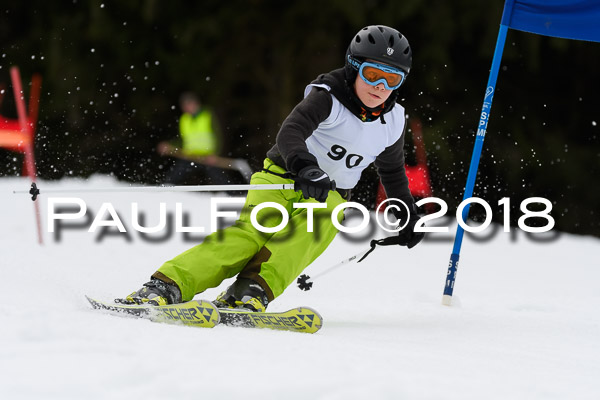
[358,61,406,90]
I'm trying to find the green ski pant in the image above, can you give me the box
[154,159,346,302]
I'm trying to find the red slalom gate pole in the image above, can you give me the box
[11,66,43,245]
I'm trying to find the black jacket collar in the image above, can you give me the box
[311,68,399,123]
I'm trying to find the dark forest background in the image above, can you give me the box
[1,0,599,236]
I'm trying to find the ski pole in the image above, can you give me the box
[297,249,369,291]
[14,182,298,201]
[15,181,337,201]
[297,236,400,290]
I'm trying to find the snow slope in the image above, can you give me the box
[1,176,599,400]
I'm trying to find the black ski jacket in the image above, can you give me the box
[266,68,414,207]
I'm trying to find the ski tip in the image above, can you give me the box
[296,306,323,333]
[85,295,130,312]
[296,306,322,320]
[85,295,123,309]
[85,295,101,309]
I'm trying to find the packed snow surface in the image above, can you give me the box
[1,176,599,400]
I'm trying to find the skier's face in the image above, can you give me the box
[354,73,393,109]
[181,99,200,115]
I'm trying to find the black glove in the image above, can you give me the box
[294,165,335,202]
[389,198,424,249]
[397,212,424,249]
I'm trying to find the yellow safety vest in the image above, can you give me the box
[179,109,218,156]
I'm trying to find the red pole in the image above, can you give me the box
[10,66,43,245]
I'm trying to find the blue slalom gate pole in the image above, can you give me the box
[442,3,514,305]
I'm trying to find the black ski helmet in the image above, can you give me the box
[345,25,412,81]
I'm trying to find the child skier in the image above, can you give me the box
[119,25,424,311]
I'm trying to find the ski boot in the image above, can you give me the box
[213,278,269,312]
[116,278,182,306]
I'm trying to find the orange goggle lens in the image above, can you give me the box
[359,62,405,90]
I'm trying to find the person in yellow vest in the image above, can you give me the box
[158,92,227,184]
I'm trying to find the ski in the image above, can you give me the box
[217,306,323,334]
[86,296,220,328]
[86,296,323,333]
